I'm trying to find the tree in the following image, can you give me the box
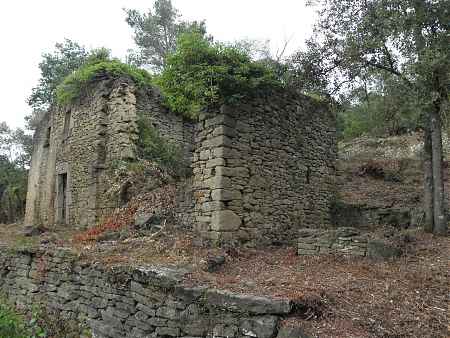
[28,39,88,113]
[294,0,449,234]
[0,122,32,168]
[337,74,422,139]
[124,0,207,71]
[27,40,111,129]
[0,122,30,224]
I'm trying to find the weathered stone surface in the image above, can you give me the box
[205,289,292,314]
[211,189,242,201]
[211,210,242,231]
[240,316,278,338]
[298,227,370,257]
[0,247,301,338]
[192,95,336,246]
[200,255,226,272]
[25,77,195,230]
[25,75,336,248]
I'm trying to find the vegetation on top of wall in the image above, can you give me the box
[156,31,283,118]
[55,59,153,106]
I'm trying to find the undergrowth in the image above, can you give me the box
[0,298,46,338]
[136,116,190,178]
[73,202,138,243]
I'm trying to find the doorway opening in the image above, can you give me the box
[57,173,68,224]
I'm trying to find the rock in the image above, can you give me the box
[97,230,120,242]
[276,325,311,338]
[213,324,238,337]
[211,210,241,231]
[134,212,160,228]
[200,255,226,272]
[205,289,292,314]
[367,239,402,259]
[22,225,46,237]
[334,227,360,238]
[240,316,278,338]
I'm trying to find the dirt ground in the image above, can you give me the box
[1,137,449,338]
[2,223,447,338]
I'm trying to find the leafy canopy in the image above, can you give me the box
[289,0,449,139]
[27,40,113,129]
[156,31,282,118]
[0,122,31,224]
[28,39,88,113]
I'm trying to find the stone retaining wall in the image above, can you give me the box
[0,247,307,338]
[297,227,402,259]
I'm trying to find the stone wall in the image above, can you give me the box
[192,92,336,246]
[25,79,336,246]
[297,227,402,259]
[25,78,194,229]
[0,247,307,338]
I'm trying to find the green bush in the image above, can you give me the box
[0,299,46,338]
[0,157,28,224]
[136,116,190,178]
[56,59,153,105]
[156,31,282,118]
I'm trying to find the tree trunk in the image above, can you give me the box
[430,103,447,235]
[423,124,434,232]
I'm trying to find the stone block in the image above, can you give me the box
[213,147,238,159]
[199,149,211,160]
[156,306,179,320]
[213,125,236,137]
[155,326,180,337]
[211,210,242,231]
[213,324,238,337]
[204,135,233,149]
[204,176,231,190]
[205,289,292,314]
[206,158,226,168]
[211,189,242,201]
[240,316,279,338]
[298,243,317,250]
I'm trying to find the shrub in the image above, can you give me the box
[56,59,153,105]
[136,116,190,178]
[156,31,282,118]
[0,298,46,338]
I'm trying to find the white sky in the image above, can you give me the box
[0,1,317,130]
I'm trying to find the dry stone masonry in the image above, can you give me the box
[0,247,309,338]
[25,78,194,230]
[297,227,402,259]
[25,76,337,247]
[192,93,336,246]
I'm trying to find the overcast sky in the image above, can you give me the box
[0,1,317,130]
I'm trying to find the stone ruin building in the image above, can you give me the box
[24,76,336,246]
